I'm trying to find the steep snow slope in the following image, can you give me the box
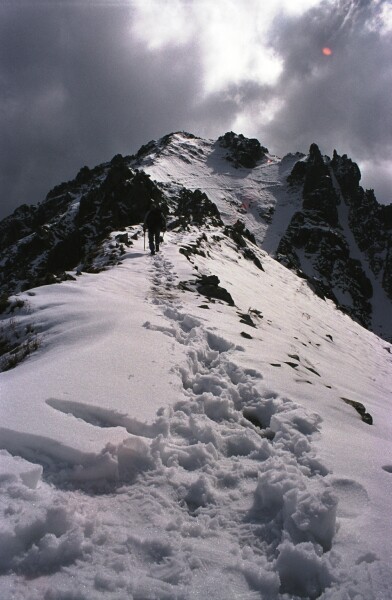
[1,225,391,599]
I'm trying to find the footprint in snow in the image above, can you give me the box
[329,477,369,518]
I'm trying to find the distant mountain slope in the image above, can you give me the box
[1,131,391,341]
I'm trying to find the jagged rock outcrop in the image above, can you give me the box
[0,156,165,294]
[331,151,392,301]
[330,150,361,196]
[302,143,339,227]
[277,144,373,329]
[0,144,225,297]
[224,220,264,271]
[174,188,223,228]
[218,132,268,168]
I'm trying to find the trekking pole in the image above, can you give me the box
[144,229,146,251]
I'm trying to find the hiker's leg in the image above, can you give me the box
[148,230,155,254]
[155,229,160,252]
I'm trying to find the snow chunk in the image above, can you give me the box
[116,435,155,481]
[0,503,89,576]
[276,539,334,598]
[254,457,337,550]
[0,450,42,489]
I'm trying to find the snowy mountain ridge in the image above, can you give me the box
[1,131,391,342]
[0,132,392,599]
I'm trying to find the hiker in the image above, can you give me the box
[143,203,166,255]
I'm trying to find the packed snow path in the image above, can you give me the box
[143,250,339,598]
[1,229,392,599]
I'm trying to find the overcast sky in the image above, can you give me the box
[1,0,391,220]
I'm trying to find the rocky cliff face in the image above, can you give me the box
[276,144,391,334]
[0,146,224,296]
[0,155,165,293]
[331,151,392,299]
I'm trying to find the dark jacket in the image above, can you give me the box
[144,207,166,231]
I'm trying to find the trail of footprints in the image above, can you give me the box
[137,252,381,596]
[4,249,376,509]
[1,247,380,597]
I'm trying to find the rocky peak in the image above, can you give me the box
[331,150,361,196]
[277,144,373,330]
[275,144,392,339]
[288,144,339,227]
[330,151,392,299]
[218,132,268,168]
[307,143,324,166]
[135,132,199,162]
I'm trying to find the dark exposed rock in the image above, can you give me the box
[46,229,84,273]
[0,156,166,295]
[331,150,361,196]
[218,132,268,168]
[287,144,339,227]
[175,188,223,228]
[223,220,264,270]
[241,331,253,339]
[196,274,235,306]
[303,144,339,226]
[243,248,264,271]
[278,219,373,329]
[383,204,392,228]
[303,144,327,190]
[383,249,392,299]
[75,165,93,185]
[135,139,157,160]
[225,220,257,247]
[330,152,392,303]
[78,165,161,232]
[287,160,307,184]
[341,397,373,425]
[238,312,257,328]
[277,144,373,330]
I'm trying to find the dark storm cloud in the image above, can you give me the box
[261,0,392,201]
[1,0,391,220]
[0,2,203,219]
